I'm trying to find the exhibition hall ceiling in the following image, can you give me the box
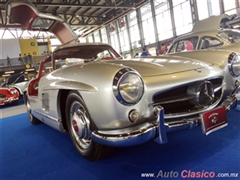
[0,0,146,38]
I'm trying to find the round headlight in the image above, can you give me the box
[10,89,17,95]
[228,53,240,77]
[113,68,144,105]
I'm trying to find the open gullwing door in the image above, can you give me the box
[6,0,78,44]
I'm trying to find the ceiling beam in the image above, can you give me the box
[0,2,131,9]
[80,0,145,37]
[7,29,16,38]
[0,24,23,28]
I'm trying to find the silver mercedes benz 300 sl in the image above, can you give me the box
[7,0,240,160]
[23,41,240,160]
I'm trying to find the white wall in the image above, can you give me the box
[38,45,49,55]
[0,39,21,59]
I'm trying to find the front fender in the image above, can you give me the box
[42,81,97,92]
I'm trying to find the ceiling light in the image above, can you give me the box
[5,71,15,74]
[25,68,35,72]
[233,25,240,28]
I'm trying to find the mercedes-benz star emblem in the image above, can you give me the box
[197,81,215,107]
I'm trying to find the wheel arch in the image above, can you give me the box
[11,86,22,95]
[58,89,98,133]
[58,89,70,132]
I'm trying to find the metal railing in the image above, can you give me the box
[0,56,45,68]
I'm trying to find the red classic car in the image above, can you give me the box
[0,87,19,106]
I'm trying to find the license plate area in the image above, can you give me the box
[200,106,228,135]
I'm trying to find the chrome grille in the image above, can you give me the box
[152,77,223,117]
[0,94,7,100]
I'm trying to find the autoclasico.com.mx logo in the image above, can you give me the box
[141,170,239,178]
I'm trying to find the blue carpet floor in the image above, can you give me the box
[1,108,240,180]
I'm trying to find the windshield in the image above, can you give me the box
[53,45,121,70]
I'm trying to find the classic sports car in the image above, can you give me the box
[21,43,240,161]
[2,72,29,96]
[0,87,19,106]
[7,0,240,160]
[167,14,240,54]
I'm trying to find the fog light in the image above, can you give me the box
[128,110,140,123]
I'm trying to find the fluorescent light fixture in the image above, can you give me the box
[2,74,10,77]
[25,68,35,72]
[233,25,240,28]
[5,71,15,74]
[45,66,52,69]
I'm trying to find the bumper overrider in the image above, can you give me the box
[92,94,239,147]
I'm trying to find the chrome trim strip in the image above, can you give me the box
[214,85,223,92]
[149,95,196,106]
[164,97,222,119]
[33,109,59,122]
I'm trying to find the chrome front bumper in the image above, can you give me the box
[0,97,18,105]
[92,95,239,147]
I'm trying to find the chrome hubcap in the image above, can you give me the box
[70,101,91,149]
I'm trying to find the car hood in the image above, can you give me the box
[101,56,212,77]
[0,88,10,92]
[171,49,232,67]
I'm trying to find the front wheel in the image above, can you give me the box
[65,91,113,161]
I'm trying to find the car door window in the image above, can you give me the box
[200,36,223,49]
[168,37,198,53]
[168,43,178,53]
[220,30,240,43]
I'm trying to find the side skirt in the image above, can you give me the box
[31,109,66,133]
